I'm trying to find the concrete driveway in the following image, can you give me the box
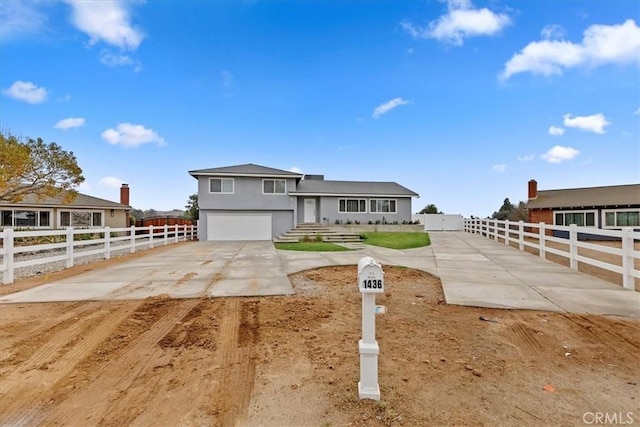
[0,241,293,303]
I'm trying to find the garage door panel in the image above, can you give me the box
[207,213,272,241]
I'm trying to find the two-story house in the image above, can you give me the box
[189,163,419,241]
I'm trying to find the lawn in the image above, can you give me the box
[274,242,353,251]
[362,232,430,249]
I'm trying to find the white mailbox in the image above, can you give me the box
[358,256,384,293]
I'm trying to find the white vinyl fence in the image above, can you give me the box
[464,218,639,290]
[0,225,198,285]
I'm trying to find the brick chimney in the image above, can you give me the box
[120,183,130,205]
[528,179,538,199]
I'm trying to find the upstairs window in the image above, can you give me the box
[263,179,286,194]
[209,178,234,194]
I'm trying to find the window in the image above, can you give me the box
[603,209,640,228]
[60,210,103,227]
[263,179,286,194]
[0,210,51,228]
[370,199,397,213]
[554,210,597,227]
[339,199,367,213]
[209,178,234,193]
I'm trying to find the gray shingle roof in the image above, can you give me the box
[291,180,419,197]
[0,191,130,210]
[189,163,303,178]
[527,184,640,209]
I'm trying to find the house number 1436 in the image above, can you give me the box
[362,279,382,289]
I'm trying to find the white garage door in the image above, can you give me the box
[207,213,272,241]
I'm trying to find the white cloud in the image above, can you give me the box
[54,117,85,130]
[401,0,511,46]
[289,166,303,174]
[98,176,125,189]
[548,126,565,136]
[0,0,47,41]
[492,164,507,172]
[634,108,640,115]
[64,0,144,50]
[372,97,409,119]
[517,154,535,161]
[101,123,166,148]
[541,24,566,40]
[541,145,579,163]
[78,181,92,192]
[502,19,640,79]
[100,50,133,67]
[2,80,47,104]
[563,113,610,134]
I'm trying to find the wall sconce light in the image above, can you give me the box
[110,209,115,217]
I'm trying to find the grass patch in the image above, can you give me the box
[363,232,430,249]
[274,242,353,252]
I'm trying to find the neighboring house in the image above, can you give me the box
[0,184,131,229]
[527,179,640,236]
[189,163,419,241]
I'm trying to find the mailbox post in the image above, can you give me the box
[357,256,383,401]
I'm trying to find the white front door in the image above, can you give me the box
[304,199,316,223]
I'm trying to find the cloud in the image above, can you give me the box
[502,19,640,79]
[563,113,610,134]
[289,166,303,174]
[54,117,85,130]
[635,108,640,115]
[540,24,566,40]
[517,154,535,161]
[372,97,409,119]
[101,123,166,147]
[0,0,47,41]
[78,181,92,191]
[492,164,507,172]
[64,0,144,50]
[541,145,579,163]
[548,126,565,136]
[98,176,125,189]
[2,80,47,104]
[401,0,511,46]
[100,50,132,66]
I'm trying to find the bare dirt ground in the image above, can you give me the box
[1,260,638,426]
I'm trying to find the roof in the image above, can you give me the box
[290,180,419,197]
[527,183,640,209]
[189,163,304,178]
[0,191,130,210]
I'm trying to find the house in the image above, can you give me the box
[526,179,640,235]
[188,163,419,241]
[0,184,131,229]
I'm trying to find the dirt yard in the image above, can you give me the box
[1,262,638,426]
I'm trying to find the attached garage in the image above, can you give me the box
[206,213,272,241]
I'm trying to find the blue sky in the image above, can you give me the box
[1,0,638,217]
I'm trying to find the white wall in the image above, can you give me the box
[413,214,464,231]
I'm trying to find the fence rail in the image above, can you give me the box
[0,225,198,285]
[463,218,639,290]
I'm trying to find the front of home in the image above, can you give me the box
[0,184,131,229]
[526,179,640,236]
[189,163,419,241]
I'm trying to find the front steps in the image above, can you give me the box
[274,223,363,243]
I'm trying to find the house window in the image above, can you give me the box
[554,210,597,227]
[370,199,397,213]
[60,210,103,227]
[209,178,234,194]
[263,179,286,194]
[0,210,51,228]
[603,209,640,228]
[339,199,367,213]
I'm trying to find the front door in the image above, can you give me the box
[304,199,316,223]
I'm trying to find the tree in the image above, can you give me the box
[185,193,199,220]
[0,131,84,203]
[491,198,527,221]
[418,204,442,214]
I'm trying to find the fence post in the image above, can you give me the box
[621,228,633,290]
[130,225,136,253]
[66,227,74,268]
[504,220,509,245]
[3,229,14,284]
[518,221,524,251]
[105,226,111,260]
[149,225,154,249]
[569,224,578,270]
[164,224,168,245]
[175,224,179,243]
[538,222,546,259]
